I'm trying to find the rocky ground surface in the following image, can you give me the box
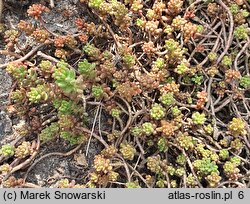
[0,0,101,187]
[1,0,250,188]
[0,69,12,141]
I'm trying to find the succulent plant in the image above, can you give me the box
[223,158,241,179]
[176,154,186,166]
[6,63,28,80]
[122,54,135,67]
[147,156,163,174]
[92,85,104,100]
[176,133,195,150]
[228,118,246,136]
[157,137,167,152]
[39,60,55,74]
[234,24,248,40]
[2,0,250,189]
[153,58,165,69]
[120,143,136,161]
[125,182,141,188]
[171,106,181,116]
[240,75,250,89]
[83,43,100,58]
[150,103,166,120]
[58,100,74,114]
[0,144,15,157]
[193,158,219,176]
[191,75,203,85]
[141,122,155,136]
[60,131,85,145]
[27,84,49,102]
[175,61,189,75]
[131,126,143,137]
[94,154,112,173]
[192,112,206,125]
[206,172,221,187]
[0,164,11,174]
[88,0,104,9]
[14,142,32,158]
[208,52,217,61]
[78,59,96,78]
[221,56,232,67]
[39,123,59,142]
[159,92,175,106]
[111,108,121,118]
[27,4,48,19]
[230,138,243,151]
[186,174,196,187]
[219,149,229,160]
[53,61,77,93]
[229,3,239,14]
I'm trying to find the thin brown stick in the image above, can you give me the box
[0,44,45,69]
[216,0,234,64]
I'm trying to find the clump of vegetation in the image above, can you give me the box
[0,0,250,188]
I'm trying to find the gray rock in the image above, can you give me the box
[0,111,12,137]
[0,68,12,139]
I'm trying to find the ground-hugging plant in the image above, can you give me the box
[0,0,250,188]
